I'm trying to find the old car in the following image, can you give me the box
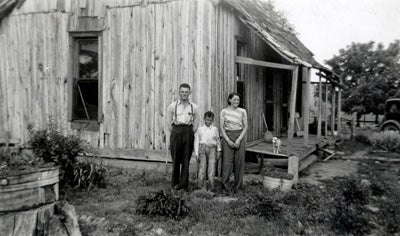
[380,98,400,131]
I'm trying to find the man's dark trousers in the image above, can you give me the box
[170,125,194,190]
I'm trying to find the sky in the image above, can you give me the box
[271,0,400,66]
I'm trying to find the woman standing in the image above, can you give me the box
[220,93,248,193]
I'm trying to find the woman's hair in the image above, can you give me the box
[227,93,241,105]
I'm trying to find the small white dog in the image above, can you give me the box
[272,137,281,154]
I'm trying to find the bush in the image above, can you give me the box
[29,125,106,190]
[136,189,189,219]
[369,131,400,153]
[341,178,369,205]
[333,202,371,235]
[331,177,372,235]
[354,133,371,145]
[229,189,282,221]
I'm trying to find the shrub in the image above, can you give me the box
[255,197,283,220]
[136,189,189,219]
[29,125,106,190]
[341,177,369,205]
[229,189,282,221]
[333,202,371,235]
[354,133,371,145]
[369,131,400,153]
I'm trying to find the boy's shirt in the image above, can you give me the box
[194,124,222,156]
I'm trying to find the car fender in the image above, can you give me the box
[380,120,400,131]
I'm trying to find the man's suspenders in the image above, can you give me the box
[174,101,193,125]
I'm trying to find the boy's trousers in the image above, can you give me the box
[198,144,217,187]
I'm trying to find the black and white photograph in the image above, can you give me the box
[0,0,399,235]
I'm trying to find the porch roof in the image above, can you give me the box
[222,0,324,69]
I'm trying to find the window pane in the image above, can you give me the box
[75,80,98,120]
[78,40,98,79]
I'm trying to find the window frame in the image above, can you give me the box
[68,32,103,131]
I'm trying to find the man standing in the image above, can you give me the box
[167,83,199,191]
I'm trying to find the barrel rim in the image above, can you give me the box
[0,166,59,178]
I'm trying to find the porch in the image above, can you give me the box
[246,135,320,160]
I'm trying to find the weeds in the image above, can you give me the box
[369,131,400,153]
[73,161,107,190]
[333,202,371,235]
[136,189,189,219]
[354,133,371,145]
[66,159,400,235]
[340,177,369,204]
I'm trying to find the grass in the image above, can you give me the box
[65,155,400,236]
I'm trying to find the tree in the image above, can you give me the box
[326,41,400,125]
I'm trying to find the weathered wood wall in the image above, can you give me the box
[0,12,71,144]
[0,0,238,151]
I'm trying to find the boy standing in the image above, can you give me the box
[194,111,221,191]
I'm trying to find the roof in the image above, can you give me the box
[0,0,24,21]
[222,0,324,69]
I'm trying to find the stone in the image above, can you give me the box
[154,227,165,235]
[97,217,106,224]
[365,205,380,213]
[360,179,371,188]
[213,197,238,203]
[0,178,8,185]
[294,221,305,234]
[228,231,242,236]
[86,215,93,223]
[49,216,69,236]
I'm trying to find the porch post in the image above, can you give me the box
[317,73,322,141]
[337,88,342,136]
[324,82,329,138]
[287,66,299,155]
[331,87,336,136]
[302,67,311,145]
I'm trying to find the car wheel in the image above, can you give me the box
[382,124,400,131]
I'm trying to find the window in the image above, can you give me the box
[70,33,102,130]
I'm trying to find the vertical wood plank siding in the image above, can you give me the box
[0,0,240,150]
[0,13,71,144]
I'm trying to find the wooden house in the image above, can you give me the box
[0,0,343,167]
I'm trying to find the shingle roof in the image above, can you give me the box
[222,0,324,69]
[0,0,24,21]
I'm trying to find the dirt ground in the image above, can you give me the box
[300,159,359,185]
[65,141,400,236]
